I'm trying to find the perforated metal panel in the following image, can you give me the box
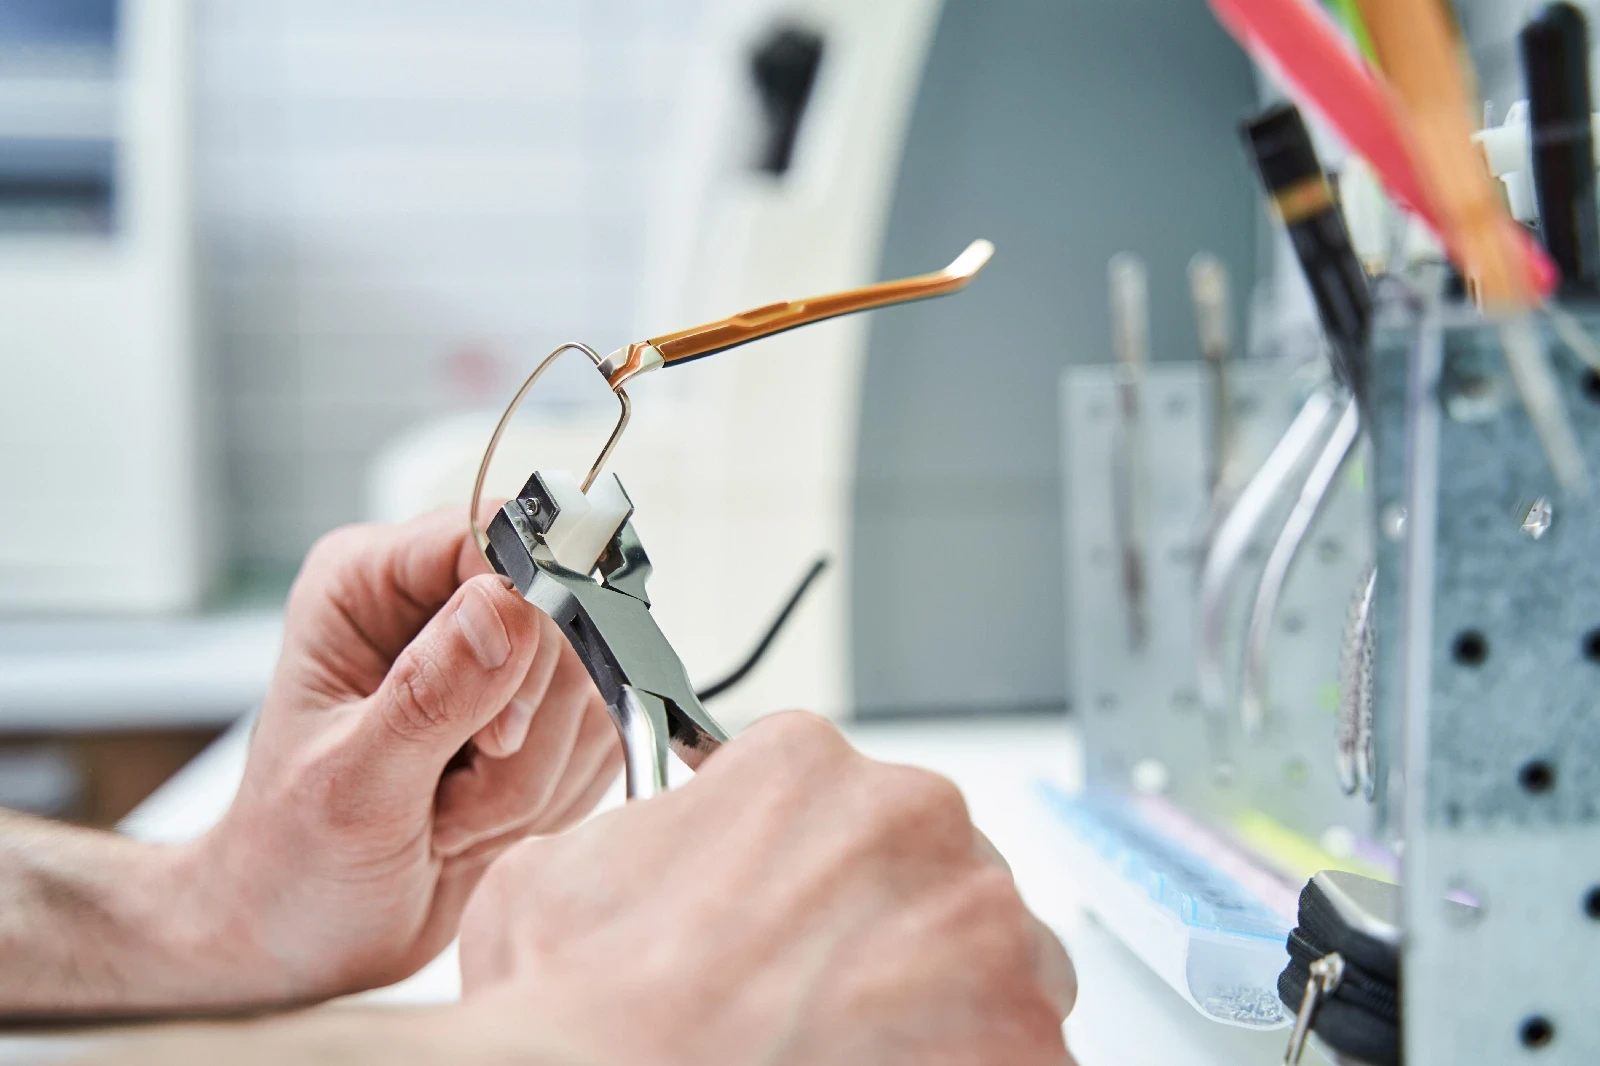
[1370,307,1600,1065]
[1062,362,1377,845]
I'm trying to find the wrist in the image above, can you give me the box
[0,814,284,1016]
[0,813,272,1011]
[135,834,298,1011]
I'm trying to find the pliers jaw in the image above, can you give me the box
[483,473,727,800]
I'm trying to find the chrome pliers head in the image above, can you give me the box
[483,470,727,800]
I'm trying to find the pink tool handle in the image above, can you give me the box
[1210,0,1557,296]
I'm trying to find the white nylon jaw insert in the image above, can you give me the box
[530,470,634,574]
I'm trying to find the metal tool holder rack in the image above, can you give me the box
[1369,303,1600,1065]
[1062,360,1377,850]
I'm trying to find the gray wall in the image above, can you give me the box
[850,0,1259,716]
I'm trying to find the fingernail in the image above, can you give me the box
[494,698,536,755]
[456,581,511,670]
[495,574,516,590]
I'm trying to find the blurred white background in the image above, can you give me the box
[196,0,706,570]
[10,0,1539,818]
[0,0,714,823]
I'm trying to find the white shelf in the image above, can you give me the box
[0,610,281,732]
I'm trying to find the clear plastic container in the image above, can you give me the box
[1036,783,1294,1029]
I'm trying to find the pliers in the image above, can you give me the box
[483,469,725,800]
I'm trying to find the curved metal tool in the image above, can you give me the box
[1240,397,1360,737]
[1110,253,1151,651]
[1196,388,1341,762]
[1188,253,1241,547]
[1338,567,1377,797]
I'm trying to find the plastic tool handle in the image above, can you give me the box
[1207,0,1557,297]
[1522,2,1600,295]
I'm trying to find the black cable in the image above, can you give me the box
[695,555,830,702]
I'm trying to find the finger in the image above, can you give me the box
[542,736,624,830]
[529,696,623,832]
[358,573,544,785]
[960,832,1075,1011]
[972,831,1074,1017]
[973,828,1014,878]
[473,610,566,759]
[290,503,509,674]
[1031,917,1078,1020]
[400,837,513,981]
[692,709,860,792]
[432,640,603,856]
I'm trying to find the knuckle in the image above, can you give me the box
[949,867,1038,967]
[967,865,1030,924]
[467,840,542,927]
[879,765,970,831]
[303,524,373,573]
[740,711,854,773]
[289,525,377,609]
[295,747,367,837]
[466,837,569,950]
[383,647,457,738]
[479,837,541,898]
[764,709,849,753]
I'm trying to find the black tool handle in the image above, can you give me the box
[1522,2,1600,296]
[1241,104,1371,404]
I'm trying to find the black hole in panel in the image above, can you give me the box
[1452,630,1489,666]
[1583,368,1600,404]
[1519,1016,1554,1049]
[1519,759,1557,794]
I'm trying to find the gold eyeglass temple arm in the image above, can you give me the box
[599,238,995,389]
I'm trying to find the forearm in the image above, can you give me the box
[0,810,270,1017]
[70,1003,606,1066]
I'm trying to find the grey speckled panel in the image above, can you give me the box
[1372,309,1600,828]
[1372,305,1600,1065]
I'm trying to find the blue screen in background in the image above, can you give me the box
[0,0,119,234]
[0,0,117,50]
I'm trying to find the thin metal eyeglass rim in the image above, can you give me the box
[469,341,633,567]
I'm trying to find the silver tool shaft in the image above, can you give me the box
[1109,253,1151,651]
[1189,253,1239,527]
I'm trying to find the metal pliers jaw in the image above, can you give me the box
[483,472,727,800]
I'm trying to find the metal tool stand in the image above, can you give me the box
[1062,362,1375,844]
[1369,305,1600,1064]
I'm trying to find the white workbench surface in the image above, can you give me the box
[2,715,1324,1065]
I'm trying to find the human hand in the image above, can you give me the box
[458,712,1077,1066]
[177,507,621,1005]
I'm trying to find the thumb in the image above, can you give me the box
[360,573,544,777]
